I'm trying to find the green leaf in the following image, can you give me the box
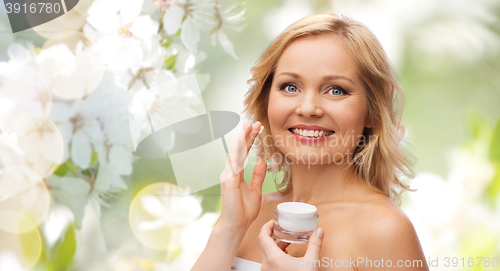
[52,224,76,270]
[66,159,80,171]
[490,117,500,163]
[33,237,55,271]
[19,227,42,269]
[161,37,173,48]
[82,168,92,177]
[54,159,83,177]
[53,163,69,177]
[164,54,177,70]
[91,150,98,165]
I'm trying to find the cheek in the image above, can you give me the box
[267,92,289,129]
[332,99,368,129]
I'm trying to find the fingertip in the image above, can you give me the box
[244,122,251,132]
[257,159,266,167]
[315,228,324,239]
[252,122,260,134]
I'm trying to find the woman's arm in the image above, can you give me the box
[191,222,249,271]
[191,122,267,271]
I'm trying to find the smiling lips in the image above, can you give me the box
[288,124,335,142]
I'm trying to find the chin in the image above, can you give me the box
[278,148,345,167]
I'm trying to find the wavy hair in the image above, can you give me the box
[242,13,416,205]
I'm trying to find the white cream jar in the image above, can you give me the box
[273,202,319,243]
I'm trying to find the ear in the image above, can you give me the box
[364,112,373,128]
[365,119,373,129]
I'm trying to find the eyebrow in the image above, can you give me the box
[277,72,355,84]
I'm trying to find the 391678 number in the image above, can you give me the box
[444,257,498,268]
[5,2,61,14]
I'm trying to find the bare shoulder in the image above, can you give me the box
[314,192,428,270]
[350,196,429,270]
[356,198,414,243]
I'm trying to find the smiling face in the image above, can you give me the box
[267,34,372,166]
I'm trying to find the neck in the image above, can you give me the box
[284,159,367,204]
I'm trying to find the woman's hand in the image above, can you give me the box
[217,122,267,234]
[190,122,266,271]
[259,220,324,271]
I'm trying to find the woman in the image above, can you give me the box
[192,13,429,271]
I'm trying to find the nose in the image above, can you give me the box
[295,92,324,118]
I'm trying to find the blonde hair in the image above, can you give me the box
[242,13,416,204]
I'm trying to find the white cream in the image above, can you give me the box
[275,202,319,232]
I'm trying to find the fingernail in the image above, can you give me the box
[316,228,324,239]
[258,125,264,134]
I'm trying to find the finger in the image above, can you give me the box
[222,122,259,184]
[250,159,267,193]
[245,121,261,153]
[232,122,252,170]
[220,123,250,184]
[304,228,324,260]
[258,220,284,256]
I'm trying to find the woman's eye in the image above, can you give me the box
[280,84,298,93]
[328,87,347,96]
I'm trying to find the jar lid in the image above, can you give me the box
[276,202,317,219]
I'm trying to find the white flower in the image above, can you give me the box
[37,42,105,100]
[0,45,64,178]
[81,73,134,148]
[128,73,206,152]
[210,2,246,59]
[93,144,131,193]
[162,0,217,53]
[86,0,160,73]
[145,0,175,13]
[50,72,134,171]
[50,100,104,169]
[163,43,210,88]
[87,0,146,35]
[0,55,51,118]
[0,166,50,233]
[45,175,92,229]
[138,186,202,231]
[114,35,169,92]
[93,34,144,74]
[0,106,64,178]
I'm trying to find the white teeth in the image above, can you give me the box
[291,128,333,137]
